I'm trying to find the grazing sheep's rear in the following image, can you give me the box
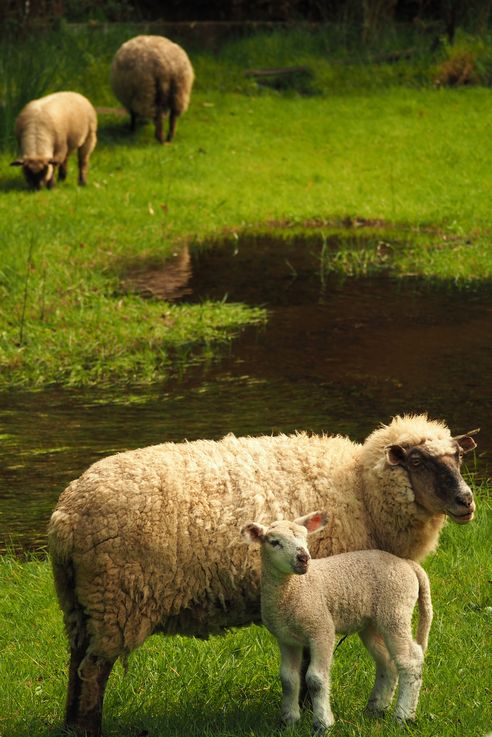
[110,35,194,143]
[48,414,477,736]
[10,91,97,189]
[242,512,433,731]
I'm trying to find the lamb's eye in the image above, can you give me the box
[269,539,282,548]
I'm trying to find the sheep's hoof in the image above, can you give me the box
[279,714,300,730]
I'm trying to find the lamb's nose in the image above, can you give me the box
[296,551,309,564]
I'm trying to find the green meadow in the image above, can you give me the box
[0,478,490,737]
[0,24,491,737]
[2,25,492,388]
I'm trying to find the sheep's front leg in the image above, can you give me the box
[278,643,303,727]
[307,631,335,733]
[360,626,398,715]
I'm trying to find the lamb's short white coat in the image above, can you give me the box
[243,512,433,730]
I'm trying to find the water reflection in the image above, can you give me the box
[1,235,491,552]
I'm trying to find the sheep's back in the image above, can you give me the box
[15,92,97,157]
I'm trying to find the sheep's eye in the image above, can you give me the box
[410,456,422,467]
[269,539,282,548]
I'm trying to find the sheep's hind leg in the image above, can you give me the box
[360,626,398,716]
[58,156,68,181]
[166,109,177,143]
[384,633,423,723]
[278,643,303,727]
[65,647,115,737]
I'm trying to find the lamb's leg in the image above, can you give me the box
[360,626,398,716]
[278,643,303,727]
[306,631,335,733]
[384,633,424,723]
[66,650,115,737]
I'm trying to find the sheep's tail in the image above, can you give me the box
[408,560,433,652]
[48,509,87,650]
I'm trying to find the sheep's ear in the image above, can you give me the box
[10,159,24,167]
[48,159,59,166]
[295,511,328,534]
[457,435,477,454]
[386,444,407,465]
[241,522,266,543]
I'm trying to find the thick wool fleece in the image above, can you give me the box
[110,35,194,121]
[48,415,455,662]
[15,92,97,165]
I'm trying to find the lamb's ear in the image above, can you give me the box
[10,159,24,167]
[241,522,266,543]
[295,511,329,534]
[386,444,407,465]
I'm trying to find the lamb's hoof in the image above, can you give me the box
[364,704,389,719]
[394,712,417,725]
[312,719,333,735]
[279,714,300,730]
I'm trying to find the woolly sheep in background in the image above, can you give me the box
[48,414,477,736]
[110,35,194,143]
[10,91,97,189]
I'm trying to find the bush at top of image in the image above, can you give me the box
[433,32,492,86]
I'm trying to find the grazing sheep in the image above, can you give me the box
[10,91,97,189]
[110,35,194,143]
[48,414,476,736]
[242,511,433,730]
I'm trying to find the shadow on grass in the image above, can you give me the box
[0,174,34,193]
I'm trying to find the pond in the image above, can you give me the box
[1,234,490,553]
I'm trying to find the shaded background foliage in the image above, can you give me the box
[2,0,492,37]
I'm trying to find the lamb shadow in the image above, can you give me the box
[116,701,285,737]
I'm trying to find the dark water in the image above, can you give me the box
[1,235,491,552]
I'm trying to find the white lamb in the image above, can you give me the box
[242,511,433,731]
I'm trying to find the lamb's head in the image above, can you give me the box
[386,431,478,524]
[10,157,58,190]
[241,511,328,575]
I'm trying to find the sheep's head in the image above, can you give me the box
[10,157,58,190]
[242,511,328,575]
[386,431,478,524]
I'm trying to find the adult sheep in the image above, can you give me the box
[10,91,97,189]
[110,35,194,143]
[48,414,477,736]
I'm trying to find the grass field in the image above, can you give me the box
[1,25,491,737]
[0,478,490,737]
[2,26,492,388]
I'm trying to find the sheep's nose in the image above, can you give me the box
[296,551,309,564]
[456,489,474,509]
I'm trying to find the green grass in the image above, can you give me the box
[0,479,490,737]
[3,26,492,388]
